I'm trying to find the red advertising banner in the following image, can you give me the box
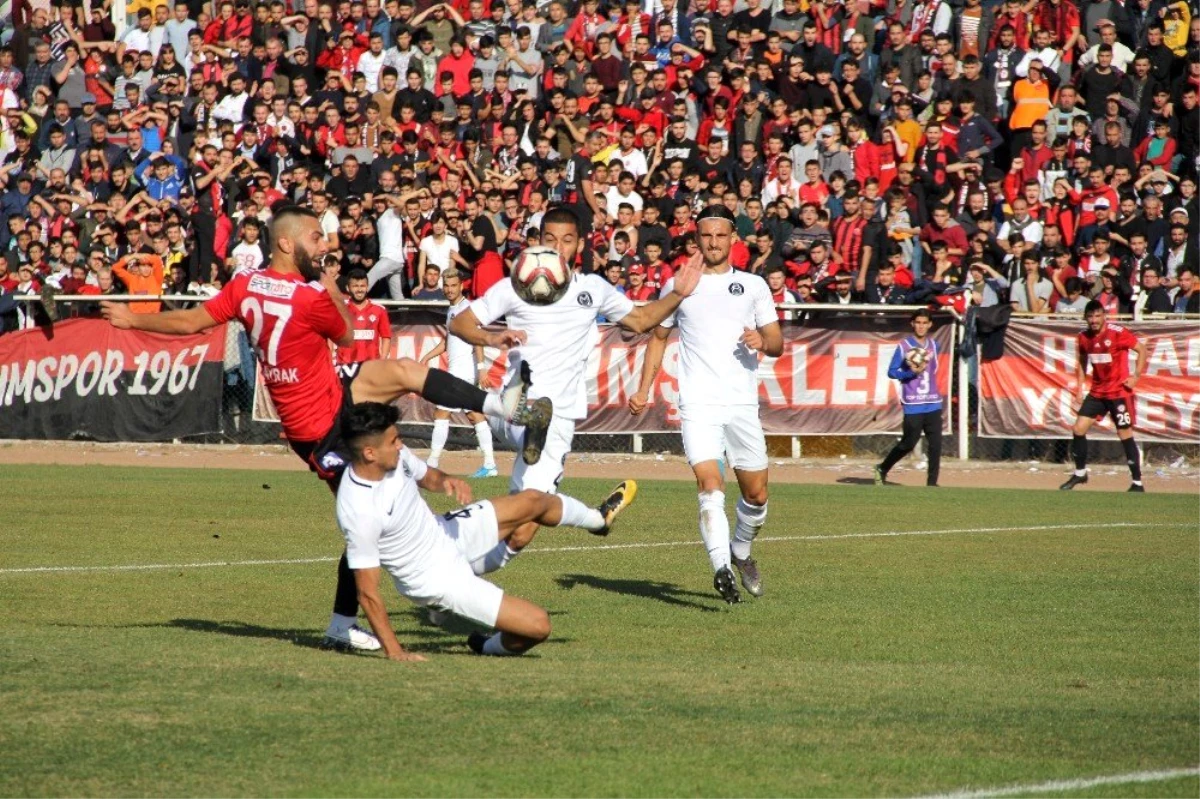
[979,320,1200,443]
[0,319,226,441]
[387,316,954,435]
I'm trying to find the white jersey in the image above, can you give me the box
[229,242,264,274]
[445,297,476,379]
[336,448,458,595]
[662,269,776,410]
[471,272,634,420]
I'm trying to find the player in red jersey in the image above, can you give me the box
[1060,300,1148,493]
[335,269,391,367]
[102,206,552,650]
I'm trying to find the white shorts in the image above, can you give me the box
[680,405,769,472]
[491,414,576,494]
[394,500,504,628]
[435,361,477,413]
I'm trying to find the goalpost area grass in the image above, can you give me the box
[0,464,1196,797]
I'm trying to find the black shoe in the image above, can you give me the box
[518,397,553,466]
[1059,473,1088,491]
[467,631,489,655]
[1127,483,1145,493]
[713,566,742,604]
[594,480,638,536]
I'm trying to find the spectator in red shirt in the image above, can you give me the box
[335,269,392,366]
[920,205,970,267]
[625,263,657,300]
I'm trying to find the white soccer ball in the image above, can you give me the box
[906,347,930,369]
[512,245,571,305]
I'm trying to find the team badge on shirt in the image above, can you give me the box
[729,283,745,296]
[577,292,594,307]
[321,452,345,470]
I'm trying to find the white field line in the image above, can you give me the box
[912,766,1200,799]
[0,522,1175,575]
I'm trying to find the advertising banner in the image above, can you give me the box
[0,319,225,441]
[979,320,1200,442]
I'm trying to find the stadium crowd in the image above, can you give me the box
[1,0,1199,337]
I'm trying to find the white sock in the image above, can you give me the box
[475,420,495,468]
[471,542,519,575]
[330,612,357,629]
[698,490,731,572]
[429,419,450,466]
[556,494,605,531]
[481,632,517,656]
[731,499,767,560]
[482,393,504,418]
[1075,468,1087,477]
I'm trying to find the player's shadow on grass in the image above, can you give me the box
[555,574,721,612]
[837,477,890,486]
[166,618,481,655]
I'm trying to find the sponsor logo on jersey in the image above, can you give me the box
[248,274,300,299]
[729,283,745,296]
[577,291,594,307]
[1089,353,1113,363]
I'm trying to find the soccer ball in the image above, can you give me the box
[905,347,930,369]
[512,246,571,305]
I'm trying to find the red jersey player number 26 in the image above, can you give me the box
[204,270,348,442]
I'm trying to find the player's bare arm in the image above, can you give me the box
[617,251,703,333]
[102,302,217,335]
[741,321,784,357]
[416,462,474,505]
[1075,346,1088,403]
[448,307,528,350]
[352,566,427,662]
[1125,339,1148,391]
[421,339,447,365]
[319,270,356,347]
[629,325,670,415]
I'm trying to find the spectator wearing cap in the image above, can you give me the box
[625,263,657,301]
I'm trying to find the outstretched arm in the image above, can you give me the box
[629,324,670,415]
[353,567,426,662]
[448,306,527,349]
[101,302,216,334]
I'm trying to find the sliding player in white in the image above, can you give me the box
[449,207,703,575]
[420,269,498,477]
[630,206,783,604]
[337,401,637,658]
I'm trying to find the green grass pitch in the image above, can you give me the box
[0,464,1196,798]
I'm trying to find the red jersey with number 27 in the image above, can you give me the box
[204,269,349,441]
[1079,323,1139,400]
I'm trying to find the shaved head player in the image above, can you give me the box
[630,206,784,604]
[102,206,552,650]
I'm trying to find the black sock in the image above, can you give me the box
[1121,437,1142,481]
[423,368,487,413]
[1072,434,1088,472]
[333,551,359,617]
